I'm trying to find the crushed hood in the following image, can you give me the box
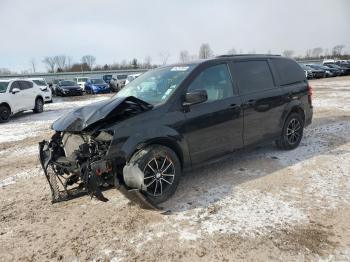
[52,96,152,132]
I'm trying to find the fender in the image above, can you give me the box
[0,102,11,113]
[279,100,305,127]
[111,125,190,170]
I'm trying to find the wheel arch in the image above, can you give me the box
[35,95,44,102]
[280,102,306,127]
[0,102,11,113]
[136,138,184,169]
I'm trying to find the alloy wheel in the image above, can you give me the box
[286,118,301,144]
[143,156,175,197]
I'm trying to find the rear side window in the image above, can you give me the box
[272,58,305,85]
[10,81,21,92]
[19,81,33,90]
[231,60,274,95]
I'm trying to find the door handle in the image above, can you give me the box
[242,99,256,108]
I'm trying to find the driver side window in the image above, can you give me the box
[187,64,234,102]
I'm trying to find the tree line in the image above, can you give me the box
[0,44,348,75]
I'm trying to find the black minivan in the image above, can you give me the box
[39,55,313,208]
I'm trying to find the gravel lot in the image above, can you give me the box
[0,77,350,261]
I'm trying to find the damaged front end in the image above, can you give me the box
[39,130,115,203]
[38,96,159,208]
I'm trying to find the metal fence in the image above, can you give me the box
[0,68,149,83]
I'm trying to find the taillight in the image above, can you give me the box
[307,83,313,104]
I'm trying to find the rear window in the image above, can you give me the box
[272,58,305,85]
[60,81,77,86]
[231,60,275,94]
[117,75,127,80]
[0,82,9,93]
[33,80,47,86]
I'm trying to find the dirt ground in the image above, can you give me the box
[0,77,350,261]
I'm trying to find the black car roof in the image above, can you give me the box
[164,54,283,68]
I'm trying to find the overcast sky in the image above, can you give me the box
[0,0,349,72]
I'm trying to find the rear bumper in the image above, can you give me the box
[304,105,313,127]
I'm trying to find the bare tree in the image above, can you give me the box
[198,43,213,59]
[227,48,237,55]
[179,50,190,63]
[324,48,330,58]
[81,55,96,70]
[282,50,294,58]
[29,58,36,73]
[42,56,56,72]
[144,56,152,68]
[332,45,345,56]
[311,47,323,58]
[54,55,67,71]
[305,49,312,58]
[0,68,11,75]
[159,51,170,65]
[66,56,73,71]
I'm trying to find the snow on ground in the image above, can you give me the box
[1,77,350,261]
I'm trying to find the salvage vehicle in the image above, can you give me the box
[84,78,111,94]
[0,79,45,123]
[55,80,84,96]
[73,77,89,91]
[305,64,339,77]
[29,78,53,103]
[110,74,128,92]
[39,54,313,209]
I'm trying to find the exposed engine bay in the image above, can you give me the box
[38,96,158,209]
[39,131,115,203]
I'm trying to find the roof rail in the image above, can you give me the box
[216,54,281,58]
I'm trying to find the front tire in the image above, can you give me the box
[33,98,44,113]
[0,106,10,123]
[126,145,182,205]
[276,113,304,150]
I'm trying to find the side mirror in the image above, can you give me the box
[183,90,208,106]
[12,88,20,94]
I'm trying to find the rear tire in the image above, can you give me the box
[0,105,10,123]
[126,145,182,205]
[33,98,44,113]
[276,112,304,150]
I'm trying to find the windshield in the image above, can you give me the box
[116,75,127,80]
[113,65,196,105]
[300,64,311,70]
[60,81,78,86]
[33,80,47,86]
[104,75,112,80]
[91,79,105,85]
[0,82,9,93]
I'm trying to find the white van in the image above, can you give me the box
[73,77,89,91]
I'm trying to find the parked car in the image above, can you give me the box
[125,73,142,85]
[0,79,45,123]
[335,61,350,69]
[29,78,53,103]
[299,64,314,79]
[102,74,113,84]
[39,55,313,208]
[323,63,350,75]
[84,78,111,94]
[306,64,338,77]
[73,77,89,91]
[300,64,325,79]
[55,80,83,96]
[49,79,65,95]
[110,74,128,92]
